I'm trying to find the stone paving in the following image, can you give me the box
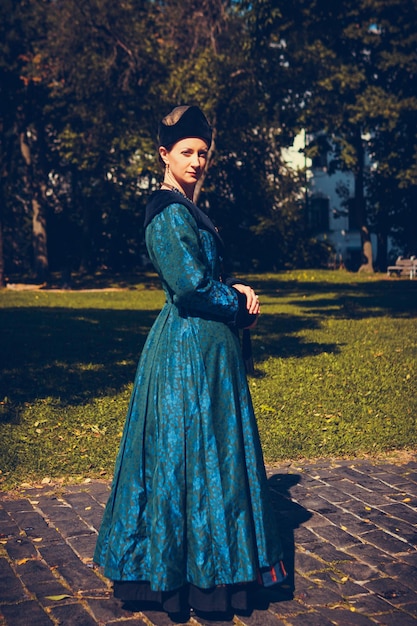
[1,458,417,625]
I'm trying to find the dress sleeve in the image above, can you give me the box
[146,203,254,326]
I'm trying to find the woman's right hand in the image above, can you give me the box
[232,283,260,315]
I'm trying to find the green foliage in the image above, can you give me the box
[1,271,416,489]
[0,0,315,279]
[247,0,417,264]
[2,0,417,279]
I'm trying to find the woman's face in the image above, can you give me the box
[159,137,208,192]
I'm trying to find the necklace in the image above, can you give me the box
[160,182,192,201]
[159,181,223,247]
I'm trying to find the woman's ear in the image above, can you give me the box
[159,146,169,166]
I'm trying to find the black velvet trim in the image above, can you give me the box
[113,580,254,613]
[144,189,224,252]
[223,275,247,287]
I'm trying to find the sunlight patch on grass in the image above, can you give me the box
[1,270,416,489]
[76,363,104,371]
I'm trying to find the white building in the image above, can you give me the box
[283,131,377,270]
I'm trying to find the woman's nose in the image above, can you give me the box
[191,153,200,167]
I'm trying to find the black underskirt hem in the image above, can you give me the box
[113,580,255,614]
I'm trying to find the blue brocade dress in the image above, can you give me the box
[94,192,285,613]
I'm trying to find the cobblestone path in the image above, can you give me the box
[1,458,417,625]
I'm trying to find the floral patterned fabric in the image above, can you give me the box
[94,199,283,592]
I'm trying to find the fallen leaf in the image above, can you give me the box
[45,594,72,601]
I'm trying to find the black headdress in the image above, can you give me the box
[158,106,212,149]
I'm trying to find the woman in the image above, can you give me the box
[94,105,286,617]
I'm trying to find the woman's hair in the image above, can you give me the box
[161,105,190,128]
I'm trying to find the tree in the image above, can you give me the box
[0,0,57,282]
[359,0,417,263]
[1,0,337,279]
[247,0,417,270]
[153,0,310,269]
[284,0,377,271]
[0,0,34,283]
[38,0,164,273]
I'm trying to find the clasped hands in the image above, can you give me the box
[233,283,260,328]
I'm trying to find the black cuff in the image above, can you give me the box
[231,288,258,329]
[222,275,249,288]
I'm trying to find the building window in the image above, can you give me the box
[312,150,328,169]
[309,196,330,232]
[309,134,331,169]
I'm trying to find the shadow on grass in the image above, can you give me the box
[247,276,417,369]
[252,312,341,364]
[0,307,159,420]
[255,277,417,319]
[2,276,415,419]
[0,305,341,419]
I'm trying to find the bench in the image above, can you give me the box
[387,256,417,279]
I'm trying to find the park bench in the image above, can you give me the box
[387,256,417,279]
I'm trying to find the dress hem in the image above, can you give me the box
[114,580,254,613]
[113,561,287,614]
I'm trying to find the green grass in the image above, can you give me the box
[1,270,416,489]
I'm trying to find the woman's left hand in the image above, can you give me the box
[232,284,260,315]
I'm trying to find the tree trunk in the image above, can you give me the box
[73,170,95,273]
[404,188,417,256]
[358,226,374,273]
[376,230,388,272]
[31,187,48,282]
[0,208,5,287]
[354,130,374,273]
[19,131,49,282]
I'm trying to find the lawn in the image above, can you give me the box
[1,269,416,489]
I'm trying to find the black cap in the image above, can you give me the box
[158,105,212,149]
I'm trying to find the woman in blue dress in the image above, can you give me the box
[94,105,286,617]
